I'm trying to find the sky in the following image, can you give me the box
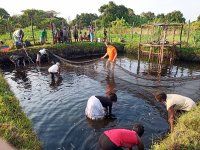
[1,0,200,22]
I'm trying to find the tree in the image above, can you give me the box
[197,15,200,22]
[154,13,166,23]
[0,8,10,19]
[140,11,155,22]
[165,10,185,23]
[98,1,134,27]
[0,8,10,34]
[70,13,99,29]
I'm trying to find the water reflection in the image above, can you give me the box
[86,117,117,130]
[50,76,63,87]
[11,68,28,82]
[105,74,116,95]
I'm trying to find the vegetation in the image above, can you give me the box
[0,74,42,149]
[152,102,200,150]
[0,1,200,149]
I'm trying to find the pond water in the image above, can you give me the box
[2,55,200,150]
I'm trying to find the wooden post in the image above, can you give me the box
[186,20,190,47]
[172,26,176,43]
[131,22,134,39]
[120,23,122,39]
[31,17,35,45]
[138,25,143,60]
[50,20,54,44]
[108,23,111,42]
[180,24,184,48]
[7,18,12,40]
[160,25,167,63]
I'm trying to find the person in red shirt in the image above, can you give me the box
[101,42,117,74]
[99,123,144,150]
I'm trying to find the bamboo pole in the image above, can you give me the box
[108,23,111,42]
[186,20,190,47]
[138,26,143,60]
[131,22,134,39]
[31,17,35,45]
[180,24,184,48]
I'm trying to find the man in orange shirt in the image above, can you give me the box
[101,42,117,73]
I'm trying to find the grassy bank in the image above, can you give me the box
[152,102,200,150]
[0,74,42,149]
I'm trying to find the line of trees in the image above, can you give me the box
[0,1,199,35]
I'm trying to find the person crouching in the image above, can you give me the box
[48,62,61,81]
[36,48,49,65]
[85,93,117,120]
[99,123,144,150]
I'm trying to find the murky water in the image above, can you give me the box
[2,55,200,150]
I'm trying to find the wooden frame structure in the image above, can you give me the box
[138,23,183,63]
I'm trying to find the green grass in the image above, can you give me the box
[0,74,42,150]
[152,102,200,150]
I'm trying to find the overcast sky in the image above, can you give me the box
[1,0,199,22]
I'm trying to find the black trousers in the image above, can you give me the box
[99,133,123,150]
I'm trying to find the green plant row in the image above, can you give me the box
[152,102,200,150]
[0,74,42,150]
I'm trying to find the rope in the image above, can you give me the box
[23,46,35,64]
[116,63,200,82]
[51,53,99,67]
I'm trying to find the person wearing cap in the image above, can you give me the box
[85,93,117,120]
[36,48,49,65]
[101,42,117,74]
[48,62,61,80]
[99,123,144,150]
[155,92,196,132]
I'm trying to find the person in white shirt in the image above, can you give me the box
[48,62,61,80]
[85,93,117,120]
[155,92,196,132]
[36,48,49,65]
[13,29,24,47]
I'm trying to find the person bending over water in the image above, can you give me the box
[155,92,196,132]
[48,62,61,81]
[85,93,117,120]
[36,48,49,65]
[99,123,144,150]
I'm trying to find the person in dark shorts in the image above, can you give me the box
[99,123,144,150]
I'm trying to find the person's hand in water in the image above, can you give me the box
[106,114,116,119]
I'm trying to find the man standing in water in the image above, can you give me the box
[101,42,117,74]
[99,123,144,150]
[155,92,196,132]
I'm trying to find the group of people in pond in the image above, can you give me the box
[10,39,196,149]
[36,41,197,150]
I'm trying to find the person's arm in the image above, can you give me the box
[0,138,16,150]
[136,135,144,150]
[101,53,108,59]
[58,66,61,75]
[168,105,175,132]
[112,49,117,62]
